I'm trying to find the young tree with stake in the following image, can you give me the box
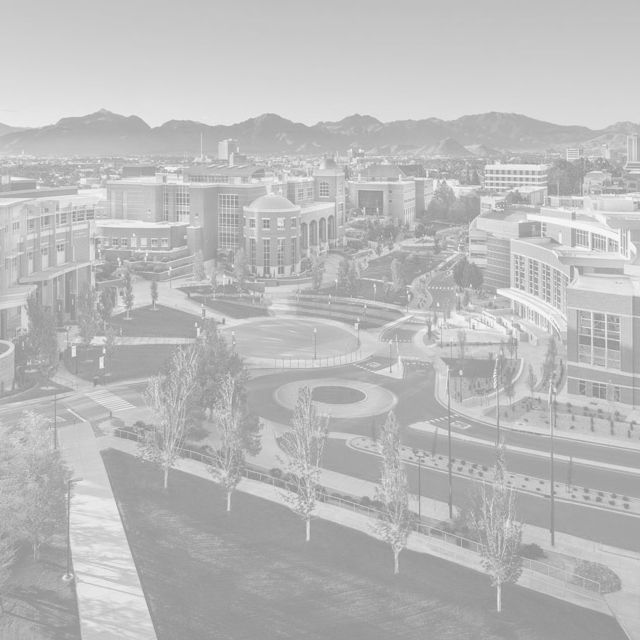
[142,345,200,490]
[97,286,115,329]
[470,444,523,612]
[375,411,412,575]
[526,364,538,400]
[208,373,259,511]
[121,268,135,319]
[150,279,158,310]
[280,386,328,542]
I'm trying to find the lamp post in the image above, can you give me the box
[494,353,502,446]
[412,448,426,522]
[549,382,556,546]
[201,302,206,321]
[53,391,58,450]
[231,330,236,350]
[373,282,377,302]
[356,317,360,344]
[313,327,317,360]
[131,233,136,258]
[389,339,393,373]
[62,477,83,583]
[447,367,453,519]
[195,321,200,339]
[168,265,173,288]
[458,368,463,402]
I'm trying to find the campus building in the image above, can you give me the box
[347,164,417,225]
[105,160,346,265]
[483,163,549,193]
[0,192,99,340]
[625,134,640,174]
[473,193,640,405]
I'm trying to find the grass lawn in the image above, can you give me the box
[110,305,198,338]
[64,344,175,383]
[103,449,625,640]
[192,295,270,319]
[0,378,71,406]
[0,541,80,640]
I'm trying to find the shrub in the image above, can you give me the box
[573,561,621,593]
[269,468,283,479]
[519,543,546,560]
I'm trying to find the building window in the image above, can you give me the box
[151,238,158,248]
[290,217,297,228]
[575,229,589,247]
[592,382,607,399]
[249,238,257,268]
[277,238,285,275]
[161,238,169,248]
[277,217,285,230]
[577,310,621,370]
[218,194,241,251]
[291,237,297,267]
[121,238,129,248]
[249,218,256,229]
[263,239,270,269]
[140,237,148,247]
[319,181,330,198]
[262,218,270,230]
[592,234,607,252]
[112,238,120,248]
[578,380,587,395]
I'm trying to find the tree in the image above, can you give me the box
[457,329,467,364]
[542,336,558,386]
[150,280,158,310]
[280,386,328,542]
[503,366,516,409]
[375,411,412,575]
[142,345,200,490]
[97,287,115,328]
[526,365,538,399]
[337,257,358,296]
[469,444,523,612]
[193,250,206,281]
[103,324,118,361]
[310,250,325,291]
[468,262,483,290]
[208,373,260,511]
[1,412,69,561]
[390,257,404,292]
[232,248,249,289]
[208,261,218,297]
[77,285,101,345]
[0,533,16,614]
[21,296,58,378]
[121,268,135,319]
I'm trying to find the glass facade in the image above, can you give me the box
[218,194,241,251]
[577,310,621,370]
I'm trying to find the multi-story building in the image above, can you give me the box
[0,192,98,340]
[347,164,417,225]
[243,193,336,277]
[473,193,640,405]
[566,148,583,161]
[105,160,346,263]
[625,134,640,174]
[483,163,549,193]
[218,139,239,162]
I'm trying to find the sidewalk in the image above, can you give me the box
[58,422,157,640]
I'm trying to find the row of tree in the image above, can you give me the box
[0,413,70,612]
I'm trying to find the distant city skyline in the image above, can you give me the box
[1,0,638,129]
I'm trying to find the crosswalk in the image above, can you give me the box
[85,389,136,413]
[429,415,471,430]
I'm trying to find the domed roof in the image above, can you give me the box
[247,193,298,212]
[319,158,337,170]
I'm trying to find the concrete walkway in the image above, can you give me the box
[59,422,157,640]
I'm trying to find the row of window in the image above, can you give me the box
[512,254,567,312]
[101,237,169,249]
[577,310,621,370]
[248,217,298,231]
[576,379,621,401]
[248,237,298,274]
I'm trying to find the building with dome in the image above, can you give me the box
[243,192,337,277]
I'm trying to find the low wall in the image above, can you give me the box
[0,340,15,393]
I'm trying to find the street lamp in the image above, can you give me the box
[61,477,83,583]
[313,327,317,360]
[231,330,236,349]
[355,317,360,344]
[373,282,377,302]
[168,265,173,288]
[53,391,58,450]
[549,382,557,546]
[413,448,426,522]
[389,339,393,373]
[201,302,206,320]
[195,321,200,338]
[447,367,453,519]
[458,368,463,402]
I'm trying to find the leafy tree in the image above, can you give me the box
[103,324,118,361]
[150,280,158,310]
[526,364,538,399]
[120,268,135,319]
[375,411,412,574]
[208,261,218,296]
[469,444,523,612]
[468,262,483,290]
[97,287,115,328]
[336,257,359,296]
[457,329,467,364]
[77,285,101,345]
[232,248,249,289]
[0,533,16,614]
[208,373,260,511]
[192,250,206,281]
[1,412,69,561]
[21,296,58,378]
[542,336,557,386]
[310,250,325,291]
[390,257,404,293]
[280,386,328,542]
[503,366,516,409]
[142,345,200,489]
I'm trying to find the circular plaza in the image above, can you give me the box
[221,317,358,360]
[274,377,397,418]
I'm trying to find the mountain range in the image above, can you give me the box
[0,109,638,158]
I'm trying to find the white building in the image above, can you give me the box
[483,163,549,193]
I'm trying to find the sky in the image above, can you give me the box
[1,0,638,129]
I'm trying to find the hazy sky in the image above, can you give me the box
[1,0,638,129]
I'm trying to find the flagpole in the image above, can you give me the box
[494,355,501,446]
[549,381,556,547]
[447,366,453,519]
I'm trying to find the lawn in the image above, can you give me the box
[0,541,81,640]
[64,344,175,383]
[103,449,625,640]
[109,305,198,338]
